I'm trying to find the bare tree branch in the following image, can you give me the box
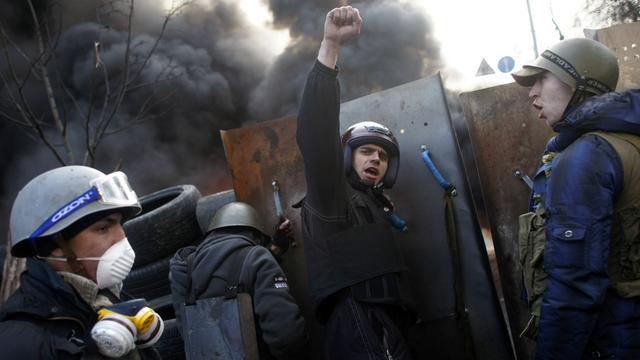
[4,91,65,165]
[127,60,180,92]
[86,41,115,166]
[1,0,191,168]
[2,32,34,66]
[0,108,32,128]
[1,20,66,165]
[549,3,565,41]
[127,1,191,87]
[87,0,136,161]
[44,2,69,133]
[0,23,45,88]
[27,0,74,163]
[585,0,640,24]
[90,0,188,160]
[0,34,42,124]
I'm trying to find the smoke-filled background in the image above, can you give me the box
[0,0,442,257]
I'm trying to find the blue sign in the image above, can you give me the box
[497,56,515,73]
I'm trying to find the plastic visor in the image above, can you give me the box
[29,172,138,239]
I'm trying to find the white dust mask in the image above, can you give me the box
[76,238,136,289]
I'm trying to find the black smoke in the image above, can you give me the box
[0,0,442,261]
[252,0,442,119]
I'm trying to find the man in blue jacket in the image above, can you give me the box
[512,38,640,359]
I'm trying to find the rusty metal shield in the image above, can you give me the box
[459,82,555,360]
[591,22,640,91]
[220,116,324,357]
[221,74,513,359]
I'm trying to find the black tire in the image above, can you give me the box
[123,255,171,300]
[124,185,202,267]
[154,318,185,360]
[148,294,175,320]
[195,189,236,234]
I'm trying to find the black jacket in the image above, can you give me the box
[0,258,159,359]
[296,60,412,322]
[169,230,307,359]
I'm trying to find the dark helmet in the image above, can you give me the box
[207,202,269,237]
[512,38,619,100]
[341,121,400,188]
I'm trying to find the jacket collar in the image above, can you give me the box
[549,90,640,153]
[0,258,95,326]
[57,272,118,311]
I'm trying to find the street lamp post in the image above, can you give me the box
[525,0,539,58]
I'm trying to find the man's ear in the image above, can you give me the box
[49,247,65,257]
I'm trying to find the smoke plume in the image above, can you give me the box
[252,0,442,119]
[0,0,442,261]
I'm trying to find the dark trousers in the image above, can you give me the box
[325,293,413,360]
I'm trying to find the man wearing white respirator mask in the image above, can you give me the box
[0,166,163,359]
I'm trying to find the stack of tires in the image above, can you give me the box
[122,185,235,359]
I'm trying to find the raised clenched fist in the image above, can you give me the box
[323,6,362,47]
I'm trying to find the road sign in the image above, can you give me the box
[497,56,515,73]
[476,58,495,76]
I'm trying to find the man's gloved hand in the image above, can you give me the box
[271,218,293,256]
[92,299,164,357]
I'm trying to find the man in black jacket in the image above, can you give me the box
[0,166,162,359]
[297,5,414,360]
[170,201,307,359]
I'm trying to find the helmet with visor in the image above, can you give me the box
[341,121,400,188]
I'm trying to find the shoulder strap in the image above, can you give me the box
[223,245,253,299]
[587,131,640,155]
[184,249,198,306]
[184,237,254,304]
[587,131,640,211]
[347,188,371,225]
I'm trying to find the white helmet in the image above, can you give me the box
[9,166,141,257]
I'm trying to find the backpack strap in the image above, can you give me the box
[184,248,198,306]
[588,131,640,156]
[223,246,253,299]
[586,131,640,211]
[184,237,254,305]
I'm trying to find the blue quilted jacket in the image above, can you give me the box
[530,90,640,359]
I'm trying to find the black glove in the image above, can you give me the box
[272,230,290,254]
[271,218,293,254]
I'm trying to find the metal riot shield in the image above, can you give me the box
[219,116,322,357]
[182,293,259,360]
[221,74,513,359]
[339,74,513,360]
[590,22,640,91]
[459,82,555,360]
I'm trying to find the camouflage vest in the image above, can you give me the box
[518,131,640,339]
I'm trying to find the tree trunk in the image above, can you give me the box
[0,237,25,304]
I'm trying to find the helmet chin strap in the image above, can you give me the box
[569,77,590,107]
[358,175,384,190]
[52,233,92,280]
[560,76,591,121]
